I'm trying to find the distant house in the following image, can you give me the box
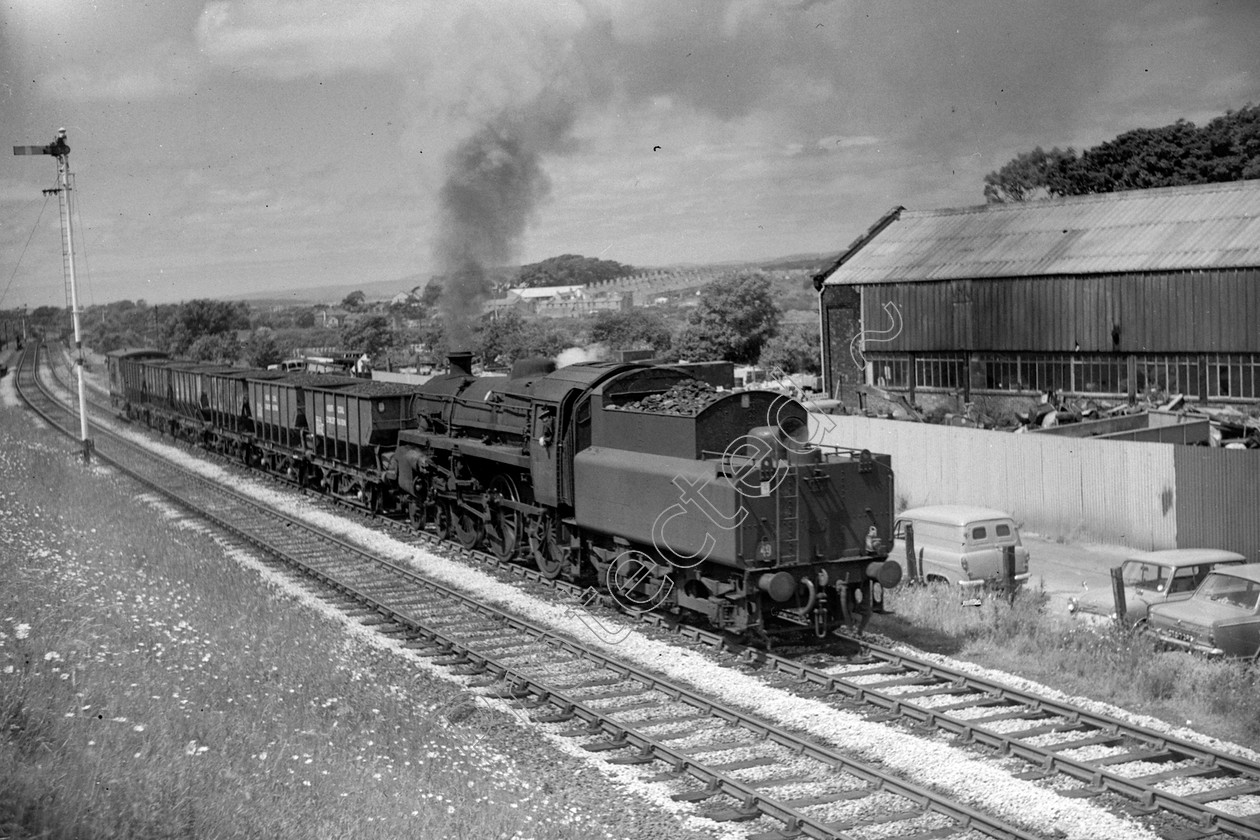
[509,285,586,302]
[486,285,590,318]
[389,292,414,306]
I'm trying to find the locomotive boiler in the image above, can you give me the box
[395,353,902,640]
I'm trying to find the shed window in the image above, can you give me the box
[915,355,966,390]
[1072,355,1126,395]
[870,353,911,388]
[1135,355,1199,398]
[1206,354,1259,400]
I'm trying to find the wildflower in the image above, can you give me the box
[14,624,30,640]
[185,741,198,756]
[44,651,61,662]
[133,725,145,733]
[447,805,455,815]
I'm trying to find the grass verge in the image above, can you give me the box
[879,582,1260,750]
[0,414,661,840]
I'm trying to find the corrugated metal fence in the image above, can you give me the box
[1174,447,1260,558]
[808,414,1236,551]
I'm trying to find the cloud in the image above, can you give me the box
[195,1,414,79]
[34,40,199,102]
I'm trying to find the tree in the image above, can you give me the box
[984,104,1260,202]
[515,254,634,289]
[671,271,781,364]
[982,147,1077,203]
[187,332,241,364]
[588,309,672,353]
[295,309,316,329]
[341,290,366,311]
[759,322,821,374]
[419,283,443,309]
[159,299,249,356]
[243,332,282,368]
[475,311,576,366]
[340,315,395,359]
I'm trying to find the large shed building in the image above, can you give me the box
[817,180,1260,416]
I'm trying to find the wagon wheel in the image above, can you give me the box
[485,474,522,562]
[364,483,384,515]
[452,501,484,551]
[527,513,566,580]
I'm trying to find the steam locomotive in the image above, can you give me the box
[107,348,902,640]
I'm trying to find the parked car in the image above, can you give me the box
[1146,564,1260,660]
[1068,548,1247,624]
[890,505,1030,594]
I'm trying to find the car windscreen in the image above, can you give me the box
[1121,561,1168,590]
[1194,573,1260,611]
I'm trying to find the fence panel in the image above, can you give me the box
[1174,447,1260,558]
[812,415,1179,548]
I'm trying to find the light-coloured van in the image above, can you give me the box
[890,505,1030,592]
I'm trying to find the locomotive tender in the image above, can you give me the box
[107,348,902,639]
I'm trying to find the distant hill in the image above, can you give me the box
[236,274,432,306]
[235,251,838,307]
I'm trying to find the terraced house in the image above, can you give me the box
[817,179,1260,415]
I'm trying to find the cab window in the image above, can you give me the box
[1168,567,1198,594]
[995,524,1011,537]
[970,526,987,541]
[1122,561,1167,589]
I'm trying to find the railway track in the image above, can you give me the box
[23,343,1260,839]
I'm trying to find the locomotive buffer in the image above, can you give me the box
[14,129,93,461]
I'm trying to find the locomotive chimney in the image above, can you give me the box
[448,351,474,376]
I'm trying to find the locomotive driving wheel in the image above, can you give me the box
[452,501,484,550]
[526,513,567,579]
[407,479,433,532]
[434,501,454,541]
[485,474,522,562]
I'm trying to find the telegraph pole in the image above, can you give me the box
[14,128,93,462]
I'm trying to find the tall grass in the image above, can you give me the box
[880,583,1260,749]
[0,420,627,839]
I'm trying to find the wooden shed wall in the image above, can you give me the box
[852,268,1260,353]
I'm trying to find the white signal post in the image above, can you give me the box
[14,129,93,461]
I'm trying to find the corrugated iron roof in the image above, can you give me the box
[822,179,1260,285]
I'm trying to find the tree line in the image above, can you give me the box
[67,269,823,376]
[984,104,1260,202]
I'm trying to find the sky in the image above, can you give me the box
[0,0,1257,310]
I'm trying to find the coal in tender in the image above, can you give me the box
[610,380,722,415]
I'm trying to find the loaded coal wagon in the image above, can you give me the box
[304,380,419,509]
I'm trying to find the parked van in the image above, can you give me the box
[890,505,1030,593]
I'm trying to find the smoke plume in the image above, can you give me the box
[433,92,577,349]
